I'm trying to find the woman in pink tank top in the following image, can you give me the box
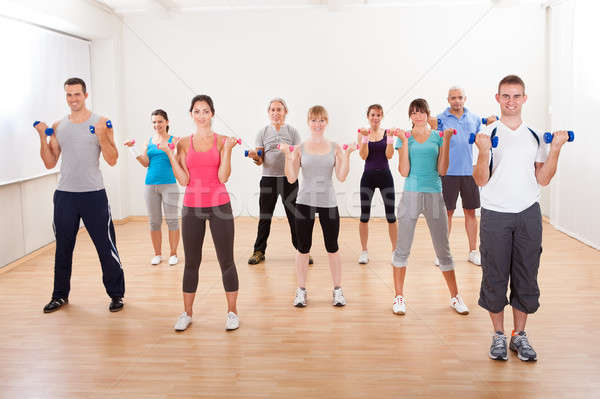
[162,94,241,332]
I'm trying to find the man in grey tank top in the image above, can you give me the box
[247,98,311,265]
[34,77,125,313]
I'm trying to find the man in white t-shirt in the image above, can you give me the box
[473,75,570,362]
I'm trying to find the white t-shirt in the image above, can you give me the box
[479,121,549,213]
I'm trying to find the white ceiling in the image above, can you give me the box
[92,0,545,15]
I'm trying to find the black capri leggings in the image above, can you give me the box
[182,203,239,293]
[295,204,340,254]
[360,168,396,223]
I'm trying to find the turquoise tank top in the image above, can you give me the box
[145,135,177,185]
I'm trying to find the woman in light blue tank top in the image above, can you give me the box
[281,105,356,308]
[124,109,181,266]
[389,98,470,317]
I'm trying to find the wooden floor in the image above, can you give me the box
[1,217,599,399]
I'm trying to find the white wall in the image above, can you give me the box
[0,174,58,267]
[9,1,593,268]
[548,0,600,249]
[0,0,126,268]
[120,3,548,218]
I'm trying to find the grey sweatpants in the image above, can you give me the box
[392,191,454,271]
[478,203,542,314]
[144,184,180,231]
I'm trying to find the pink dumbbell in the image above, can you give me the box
[343,144,359,150]
[438,129,457,137]
[385,129,411,138]
[236,139,242,145]
[277,144,294,152]
[130,139,136,145]
[158,142,174,151]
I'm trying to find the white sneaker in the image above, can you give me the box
[450,294,469,315]
[333,287,346,306]
[174,312,192,331]
[225,312,239,331]
[358,251,369,264]
[392,295,406,315]
[468,250,481,266]
[434,257,440,267]
[293,287,307,307]
[151,255,162,265]
[168,255,178,266]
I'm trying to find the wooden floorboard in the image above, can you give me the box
[0,217,599,398]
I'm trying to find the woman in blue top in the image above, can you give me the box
[124,109,181,266]
[390,99,469,316]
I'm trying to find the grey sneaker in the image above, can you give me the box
[489,331,508,361]
[174,312,192,332]
[225,312,239,331]
[293,287,307,307]
[358,251,369,264]
[510,331,537,361]
[332,287,346,307]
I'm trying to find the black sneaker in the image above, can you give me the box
[309,256,314,265]
[489,331,508,361]
[248,250,265,265]
[43,298,68,313]
[510,331,537,361]
[109,297,124,312]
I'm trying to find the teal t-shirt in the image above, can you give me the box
[394,130,443,193]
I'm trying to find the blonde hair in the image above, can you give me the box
[307,105,328,122]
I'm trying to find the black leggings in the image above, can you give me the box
[182,203,239,293]
[359,169,396,223]
[295,204,340,254]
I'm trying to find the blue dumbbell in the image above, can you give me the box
[469,133,498,148]
[543,131,574,143]
[89,120,113,134]
[33,121,54,136]
[482,116,499,125]
[244,149,263,157]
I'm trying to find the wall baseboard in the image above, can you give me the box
[3,215,593,273]
[0,217,133,271]
[0,241,56,274]
[550,222,600,251]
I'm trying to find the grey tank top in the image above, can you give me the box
[296,142,337,208]
[56,113,105,192]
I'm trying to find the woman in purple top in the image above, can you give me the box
[356,104,397,264]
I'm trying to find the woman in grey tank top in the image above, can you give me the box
[280,105,356,308]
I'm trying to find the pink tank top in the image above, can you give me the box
[183,135,230,208]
